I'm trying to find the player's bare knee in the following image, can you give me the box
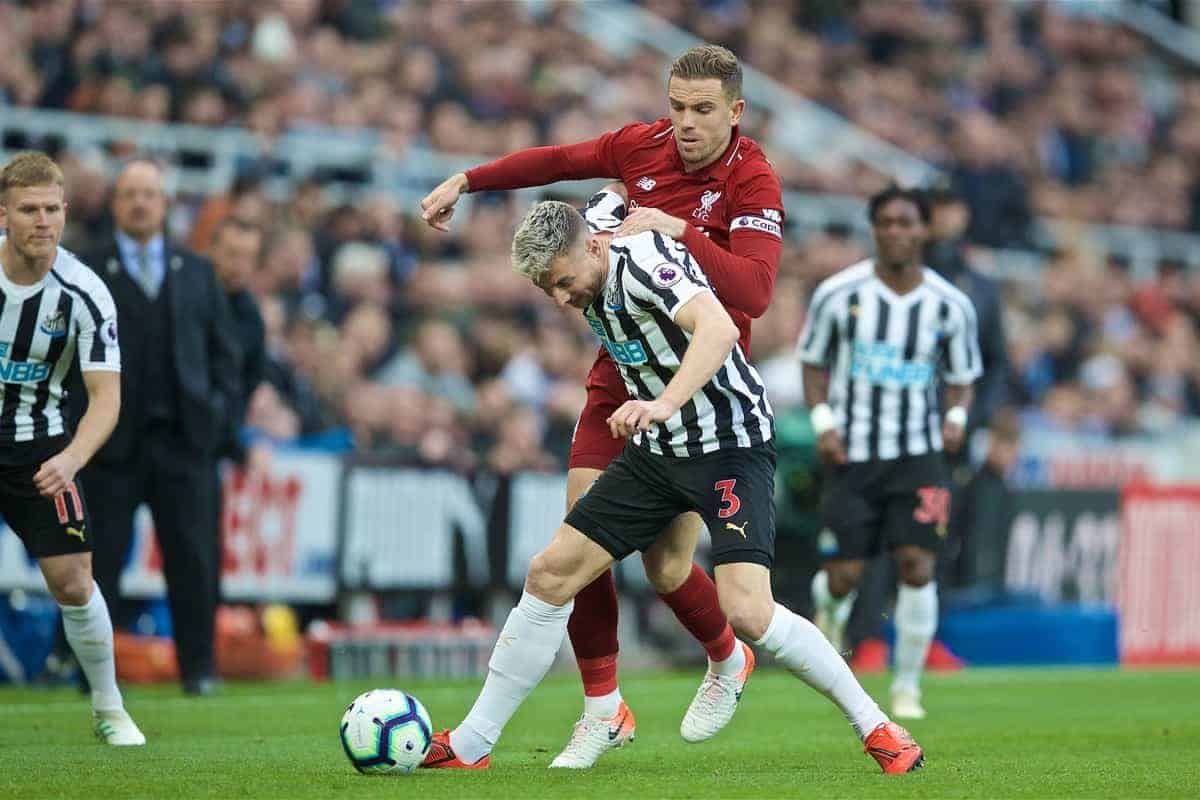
[525,551,573,606]
[719,591,772,642]
[898,562,934,588]
[642,548,690,595]
[895,548,935,587]
[827,561,863,597]
[49,570,92,607]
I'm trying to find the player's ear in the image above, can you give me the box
[730,98,746,125]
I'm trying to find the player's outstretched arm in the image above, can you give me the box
[34,370,119,498]
[420,172,470,232]
[607,292,737,438]
[418,126,645,231]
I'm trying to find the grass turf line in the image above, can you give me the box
[1,668,1197,799]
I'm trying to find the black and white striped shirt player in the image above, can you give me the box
[563,226,778,570]
[798,258,981,463]
[0,239,120,463]
[583,231,773,456]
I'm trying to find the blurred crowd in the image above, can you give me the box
[1,0,1199,468]
[670,0,1200,240]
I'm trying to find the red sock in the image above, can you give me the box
[568,570,620,696]
[660,564,736,662]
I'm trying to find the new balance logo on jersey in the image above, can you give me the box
[762,208,782,222]
[636,176,656,191]
[692,190,722,221]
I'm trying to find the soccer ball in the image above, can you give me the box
[339,689,433,775]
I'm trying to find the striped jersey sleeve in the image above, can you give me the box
[797,261,872,366]
[57,261,120,372]
[942,299,981,384]
[797,282,839,366]
[928,274,982,385]
[618,232,712,321]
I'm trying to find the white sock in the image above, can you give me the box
[709,639,746,677]
[583,688,622,718]
[451,591,573,764]
[812,569,856,628]
[755,603,888,739]
[892,582,938,696]
[60,582,123,713]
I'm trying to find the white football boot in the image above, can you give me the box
[890,686,927,720]
[93,708,146,746]
[549,701,636,769]
[680,642,756,743]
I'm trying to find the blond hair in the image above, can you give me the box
[669,44,743,100]
[0,151,64,201]
[511,201,585,286]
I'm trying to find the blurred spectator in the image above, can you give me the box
[210,217,267,463]
[947,112,1033,248]
[924,187,1009,430]
[945,408,1022,591]
[76,158,241,696]
[377,318,476,414]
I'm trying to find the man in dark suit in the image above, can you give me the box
[77,158,241,695]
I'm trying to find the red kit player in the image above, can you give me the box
[419,45,786,768]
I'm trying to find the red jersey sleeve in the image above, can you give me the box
[679,163,784,318]
[464,122,653,191]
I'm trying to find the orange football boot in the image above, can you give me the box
[421,730,491,769]
[863,721,924,774]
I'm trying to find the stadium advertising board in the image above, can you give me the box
[1012,426,1200,489]
[1119,483,1200,665]
[120,452,340,602]
[1004,490,1121,605]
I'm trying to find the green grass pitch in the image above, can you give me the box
[1,667,1197,798]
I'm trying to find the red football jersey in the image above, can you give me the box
[465,118,784,395]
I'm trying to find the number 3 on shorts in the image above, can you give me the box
[713,479,741,519]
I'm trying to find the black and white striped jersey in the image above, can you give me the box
[0,239,120,457]
[584,230,773,456]
[797,259,982,463]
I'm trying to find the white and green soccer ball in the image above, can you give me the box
[339,689,433,775]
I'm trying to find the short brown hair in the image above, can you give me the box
[669,45,743,101]
[0,151,64,200]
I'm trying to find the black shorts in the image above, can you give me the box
[0,461,92,559]
[565,440,776,568]
[819,453,949,561]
